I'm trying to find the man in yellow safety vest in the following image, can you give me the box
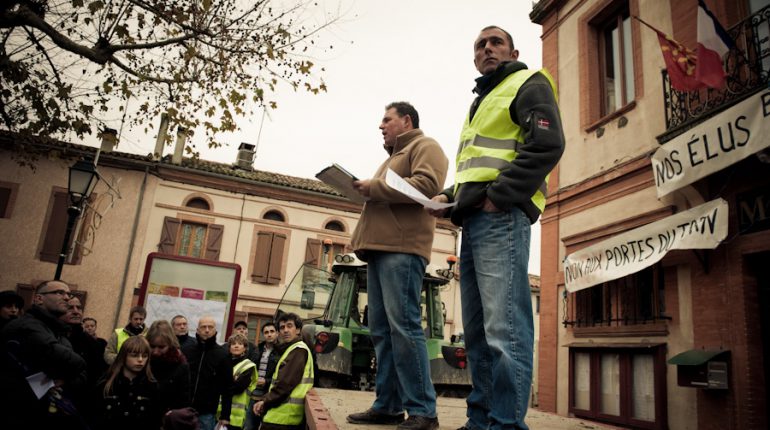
[430,25,565,430]
[104,305,147,364]
[252,312,313,430]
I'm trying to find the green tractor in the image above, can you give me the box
[274,253,471,396]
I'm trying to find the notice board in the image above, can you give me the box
[138,253,241,344]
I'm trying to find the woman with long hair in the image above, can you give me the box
[147,319,191,412]
[92,335,161,429]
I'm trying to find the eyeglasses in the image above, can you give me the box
[38,290,72,298]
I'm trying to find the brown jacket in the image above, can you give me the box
[351,129,448,261]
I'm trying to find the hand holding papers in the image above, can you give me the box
[26,371,55,400]
[385,168,456,210]
[316,164,367,204]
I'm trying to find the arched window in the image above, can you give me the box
[263,210,285,222]
[324,220,345,232]
[186,197,210,211]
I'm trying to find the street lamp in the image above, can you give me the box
[54,159,99,280]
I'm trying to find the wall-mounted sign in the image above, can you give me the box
[564,198,728,292]
[737,186,770,234]
[652,90,770,197]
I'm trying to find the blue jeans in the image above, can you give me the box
[198,413,217,430]
[460,208,533,430]
[367,251,437,418]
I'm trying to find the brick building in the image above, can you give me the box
[531,0,770,429]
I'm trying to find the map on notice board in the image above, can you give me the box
[139,253,241,344]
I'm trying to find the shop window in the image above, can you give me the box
[252,231,286,285]
[158,216,224,260]
[570,346,665,428]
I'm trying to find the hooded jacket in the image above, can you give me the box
[351,129,448,261]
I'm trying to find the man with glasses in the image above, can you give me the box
[0,280,87,428]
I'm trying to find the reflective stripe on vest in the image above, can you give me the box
[115,329,130,352]
[262,341,314,426]
[454,68,558,213]
[217,359,258,428]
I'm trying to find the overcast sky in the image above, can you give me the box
[85,1,546,273]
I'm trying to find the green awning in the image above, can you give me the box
[668,349,728,365]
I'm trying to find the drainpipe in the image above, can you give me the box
[113,165,149,329]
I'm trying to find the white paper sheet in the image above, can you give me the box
[385,168,456,210]
[26,371,55,400]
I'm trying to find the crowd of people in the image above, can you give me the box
[0,23,563,430]
[0,282,309,430]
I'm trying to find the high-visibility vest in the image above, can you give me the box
[217,358,257,428]
[454,68,558,214]
[262,340,314,426]
[115,328,130,352]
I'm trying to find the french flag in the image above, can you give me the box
[696,0,735,89]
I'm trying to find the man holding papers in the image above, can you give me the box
[347,101,447,430]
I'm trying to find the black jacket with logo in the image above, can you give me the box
[442,60,565,225]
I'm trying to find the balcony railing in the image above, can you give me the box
[562,265,671,328]
[660,5,770,143]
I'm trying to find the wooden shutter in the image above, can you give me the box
[252,231,274,283]
[204,224,224,261]
[40,191,70,263]
[266,233,286,285]
[158,217,181,254]
[305,238,321,266]
[0,187,11,218]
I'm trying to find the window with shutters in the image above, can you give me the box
[305,238,348,271]
[39,189,94,264]
[0,182,19,219]
[157,216,224,260]
[252,230,287,285]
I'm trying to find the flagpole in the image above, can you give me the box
[632,15,663,35]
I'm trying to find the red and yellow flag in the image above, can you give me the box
[655,29,706,92]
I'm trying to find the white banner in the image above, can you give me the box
[564,199,728,292]
[652,90,770,197]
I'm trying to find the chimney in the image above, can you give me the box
[172,127,189,165]
[153,113,170,160]
[100,128,118,152]
[234,142,256,170]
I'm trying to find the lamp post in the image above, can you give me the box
[54,160,99,280]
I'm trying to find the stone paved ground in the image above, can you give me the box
[314,388,621,430]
